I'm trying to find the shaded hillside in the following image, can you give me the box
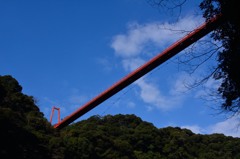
[0,75,62,159]
[1,75,240,159]
[61,114,240,159]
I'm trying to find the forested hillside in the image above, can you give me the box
[1,75,240,159]
[0,75,59,158]
[61,115,240,159]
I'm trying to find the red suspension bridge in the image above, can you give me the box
[51,14,224,129]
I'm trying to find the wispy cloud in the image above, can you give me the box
[135,78,183,111]
[181,116,240,137]
[110,15,203,111]
[208,116,240,137]
[122,57,145,71]
[111,15,203,58]
[169,72,194,96]
[127,101,136,109]
[181,125,205,134]
[195,76,222,98]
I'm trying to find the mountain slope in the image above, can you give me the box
[61,114,240,159]
[1,75,240,159]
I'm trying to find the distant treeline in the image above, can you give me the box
[1,75,240,159]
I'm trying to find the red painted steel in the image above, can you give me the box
[54,14,224,129]
[50,106,61,124]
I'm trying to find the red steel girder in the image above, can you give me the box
[54,14,224,129]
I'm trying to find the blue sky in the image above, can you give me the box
[1,0,239,137]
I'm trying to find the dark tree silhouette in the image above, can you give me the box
[200,0,240,114]
[147,0,240,115]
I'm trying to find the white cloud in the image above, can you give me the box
[127,101,136,108]
[122,57,145,71]
[179,116,240,137]
[146,105,154,112]
[109,11,240,138]
[170,72,194,96]
[135,79,182,111]
[195,76,221,98]
[111,16,203,58]
[110,15,204,112]
[136,79,166,108]
[181,125,205,134]
[208,116,240,137]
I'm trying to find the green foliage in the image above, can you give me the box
[0,75,62,159]
[1,75,240,159]
[61,115,240,159]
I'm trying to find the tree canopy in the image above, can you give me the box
[0,75,59,159]
[61,114,240,159]
[1,75,240,158]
